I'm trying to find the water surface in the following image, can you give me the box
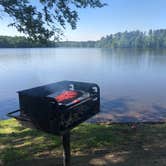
[0,48,166,122]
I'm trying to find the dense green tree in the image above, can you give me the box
[0,0,106,42]
[96,29,166,49]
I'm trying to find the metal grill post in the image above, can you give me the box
[62,132,71,166]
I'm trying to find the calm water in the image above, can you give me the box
[0,48,166,122]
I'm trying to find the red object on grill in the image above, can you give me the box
[55,90,78,102]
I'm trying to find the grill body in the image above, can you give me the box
[17,81,100,135]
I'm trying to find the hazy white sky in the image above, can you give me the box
[0,0,166,41]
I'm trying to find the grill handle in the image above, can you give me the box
[66,96,95,110]
[7,110,31,122]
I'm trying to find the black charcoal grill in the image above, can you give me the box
[7,81,100,166]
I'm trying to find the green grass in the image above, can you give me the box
[0,119,61,164]
[0,119,166,166]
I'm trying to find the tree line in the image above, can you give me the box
[0,36,56,48]
[57,41,96,48]
[1,29,166,48]
[96,29,166,48]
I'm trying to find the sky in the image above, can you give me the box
[0,0,166,41]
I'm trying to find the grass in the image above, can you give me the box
[0,119,166,166]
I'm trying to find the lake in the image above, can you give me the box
[0,48,166,123]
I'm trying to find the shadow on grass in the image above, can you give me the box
[9,146,166,166]
[1,119,166,166]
